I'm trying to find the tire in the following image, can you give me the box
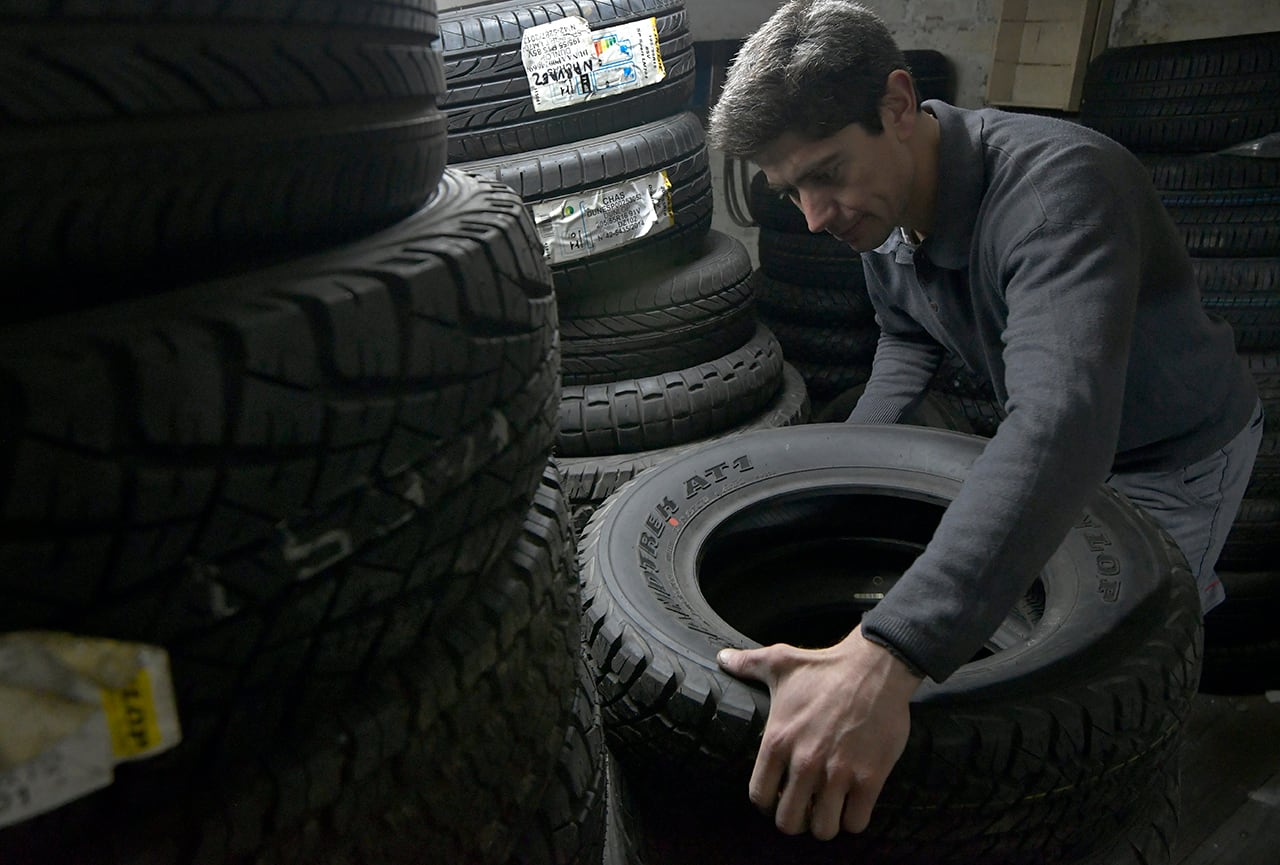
[1145,154,1280,257]
[1218,497,1280,570]
[1,1,447,301]
[1193,259,1280,349]
[751,270,876,327]
[558,361,810,510]
[0,168,560,771]
[1201,569,1280,695]
[1080,32,1280,153]
[580,424,1200,864]
[762,317,880,366]
[1,463,582,865]
[441,0,694,161]
[510,651,610,865]
[556,322,785,458]
[786,358,872,402]
[904,49,956,104]
[758,227,866,288]
[558,231,756,385]
[747,169,809,234]
[457,110,713,293]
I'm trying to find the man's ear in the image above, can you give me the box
[883,69,919,136]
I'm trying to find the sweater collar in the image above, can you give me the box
[912,100,984,270]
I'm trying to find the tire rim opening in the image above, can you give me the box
[696,491,1045,658]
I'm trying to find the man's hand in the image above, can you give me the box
[716,625,923,840]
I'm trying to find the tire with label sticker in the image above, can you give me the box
[2,1,447,304]
[579,424,1199,864]
[441,0,694,161]
[0,169,560,773]
[1,464,581,865]
[557,322,784,458]
[559,231,756,385]
[1080,32,1280,153]
[457,110,714,294]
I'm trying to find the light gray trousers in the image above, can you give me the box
[1107,400,1265,613]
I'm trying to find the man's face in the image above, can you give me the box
[756,113,915,253]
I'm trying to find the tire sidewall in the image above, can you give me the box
[584,423,1182,707]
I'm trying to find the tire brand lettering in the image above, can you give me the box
[1076,511,1121,602]
[683,454,755,499]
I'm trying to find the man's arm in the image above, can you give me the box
[846,288,945,424]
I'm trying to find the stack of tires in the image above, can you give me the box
[1081,30,1280,695]
[0,4,595,863]
[440,0,809,530]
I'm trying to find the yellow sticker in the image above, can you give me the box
[100,668,163,759]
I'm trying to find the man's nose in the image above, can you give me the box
[796,189,832,234]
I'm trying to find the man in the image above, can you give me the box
[707,0,1263,844]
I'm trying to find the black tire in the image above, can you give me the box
[1,463,582,865]
[2,1,447,301]
[0,169,560,771]
[1071,755,1180,865]
[510,651,610,865]
[747,169,809,234]
[811,383,975,431]
[904,48,956,104]
[787,358,872,402]
[758,227,866,288]
[558,231,756,385]
[580,424,1200,864]
[556,322,785,458]
[1193,259,1280,349]
[1080,32,1280,153]
[762,316,880,366]
[441,0,695,161]
[1245,433,1280,498]
[1218,497,1280,570]
[559,361,809,510]
[931,351,1000,401]
[752,270,876,326]
[457,110,713,293]
[1201,569,1280,695]
[1146,154,1280,257]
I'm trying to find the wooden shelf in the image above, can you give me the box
[987,0,1114,111]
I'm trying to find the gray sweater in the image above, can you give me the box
[853,101,1258,682]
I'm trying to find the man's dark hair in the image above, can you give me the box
[706,0,911,159]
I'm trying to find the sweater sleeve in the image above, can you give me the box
[860,180,1143,681]
[846,277,944,424]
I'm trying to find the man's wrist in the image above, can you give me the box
[859,628,928,681]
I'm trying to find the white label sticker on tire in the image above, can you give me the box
[533,171,674,264]
[0,633,182,828]
[521,16,666,112]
